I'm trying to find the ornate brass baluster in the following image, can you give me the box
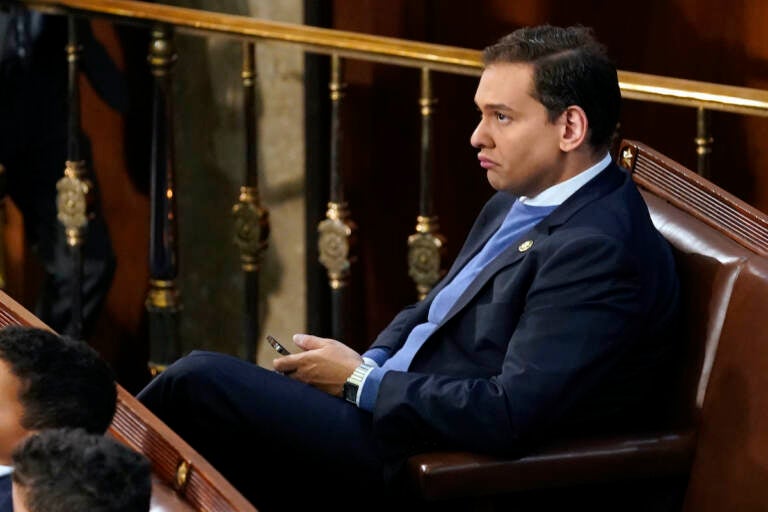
[408,68,445,300]
[55,16,92,338]
[318,54,355,340]
[146,25,180,373]
[695,107,713,178]
[233,42,269,362]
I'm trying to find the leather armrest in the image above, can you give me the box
[407,429,696,500]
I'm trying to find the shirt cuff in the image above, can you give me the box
[361,347,390,366]
[357,366,389,411]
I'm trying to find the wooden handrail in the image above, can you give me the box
[21,0,768,117]
[23,0,481,75]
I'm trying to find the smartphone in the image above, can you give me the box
[266,335,291,356]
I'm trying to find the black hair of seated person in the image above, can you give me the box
[0,327,116,433]
[483,24,621,152]
[12,428,152,512]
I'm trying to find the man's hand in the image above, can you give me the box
[272,334,363,397]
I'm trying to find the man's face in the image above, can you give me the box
[471,62,567,197]
[0,360,30,465]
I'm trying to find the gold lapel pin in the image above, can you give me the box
[518,240,533,252]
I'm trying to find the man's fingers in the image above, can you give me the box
[293,333,335,350]
[272,353,300,374]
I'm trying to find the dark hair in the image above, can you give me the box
[12,428,151,512]
[0,327,116,433]
[482,25,621,150]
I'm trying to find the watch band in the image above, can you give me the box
[343,363,375,405]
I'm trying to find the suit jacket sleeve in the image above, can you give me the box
[371,233,650,457]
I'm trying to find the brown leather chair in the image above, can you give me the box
[0,290,257,512]
[406,139,768,510]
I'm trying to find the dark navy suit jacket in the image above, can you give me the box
[0,474,11,512]
[369,162,680,460]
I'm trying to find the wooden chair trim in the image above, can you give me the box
[0,290,51,330]
[110,388,257,512]
[620,139,768,256]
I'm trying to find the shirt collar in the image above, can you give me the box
[519,152,612,207]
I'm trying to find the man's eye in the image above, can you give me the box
[496,112,508,121]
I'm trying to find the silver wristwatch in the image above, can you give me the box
[343,363,374,404]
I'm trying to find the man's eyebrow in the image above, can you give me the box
[477,102,515,112]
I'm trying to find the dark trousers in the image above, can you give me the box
[137,351,400,511]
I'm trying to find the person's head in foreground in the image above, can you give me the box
[0,326,116,464]
[472,24,621,196]
[11,428,151,512]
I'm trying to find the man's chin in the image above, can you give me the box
[486,171,503,191]
[487,174,517,195]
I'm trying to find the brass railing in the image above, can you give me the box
[25,0,768,116]
[15,0,768,363]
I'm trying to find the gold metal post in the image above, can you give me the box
[319,54,356,292]
[695,107,713,178]
[146,24,181,368]
[408,68,445,299]
[234,42,270,273]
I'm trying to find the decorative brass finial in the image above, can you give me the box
[408,216,445,299]
[148,25,177,77]
[242,42,256,87]
[65,42,81,63]
[329,54,346,102]
[419,67,437,117]
[620,146,636,170]
[318,202,355,289]
[56,160,92,247]
[146,279,180,311]
[232,187,270,272]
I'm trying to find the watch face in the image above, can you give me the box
[343,382,357,403]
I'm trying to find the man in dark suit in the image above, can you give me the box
[138,25,680,510]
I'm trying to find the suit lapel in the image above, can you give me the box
[437,163,625,327]
[434,193,516,294]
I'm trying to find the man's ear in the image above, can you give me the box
[559,105,589,152]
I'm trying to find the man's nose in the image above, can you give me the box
[470,120,490,149]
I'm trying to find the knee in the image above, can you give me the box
[138,351,226,408]
[158,351,225,387]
